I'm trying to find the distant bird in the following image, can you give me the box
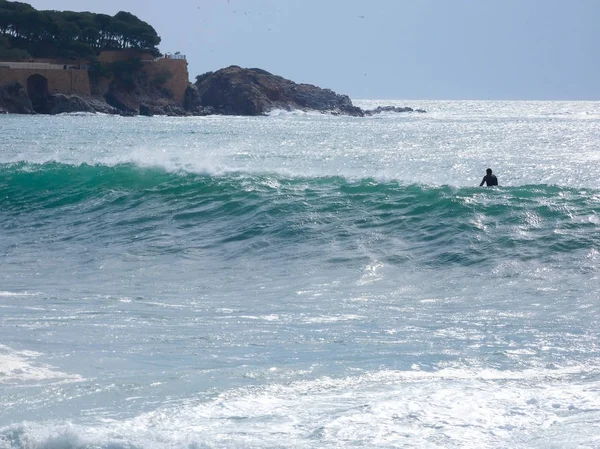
[359,15,365,18]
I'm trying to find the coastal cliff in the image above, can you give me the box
[1,65,425,117]
[0,2,424,117]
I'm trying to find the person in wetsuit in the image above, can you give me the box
[479,168,498,186]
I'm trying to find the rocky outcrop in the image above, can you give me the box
[185,66,426,117]
[2,65,426,117]
[17,92,123,115]
[183,85,215,116]
[0,82,35,114]
[363,106,427,115]
[85,97,121,115]
[42,94,95,114]
[100,76,200,116]
[188,66,365,116]
[139,103,190,117]
[104,89,138,115]
[0,80,128,115]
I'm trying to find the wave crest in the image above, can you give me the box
[1,162,598,267]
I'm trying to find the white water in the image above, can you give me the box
[1,100,600,448]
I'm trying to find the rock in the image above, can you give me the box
[118,109,137,117]
[363,106,427,116]
[44,94,95,114]
[163,105,188,116]
[86,97,121,115]
[0,83,120,115]
[183,84,202,111]
[0,82,35,114]
[138,103,190,116]
[1,66,425,118]
[194,106,215,116]
[363,106,413,115]
[139,103,154,116]
[183,86,216,115]
[191,66,364,116]
[105,90,138,115]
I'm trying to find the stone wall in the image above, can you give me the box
[98,50,190,104]
[0,52,189,105]
[142,58,189,104]
[7,57,90,66]
[0,67,91,96]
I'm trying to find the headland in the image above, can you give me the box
[0,1,424,116]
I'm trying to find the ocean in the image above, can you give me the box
[1,100,599,448]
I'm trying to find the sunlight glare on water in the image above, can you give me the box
[1,100,599,448]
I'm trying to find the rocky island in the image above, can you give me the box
[0,1,424,117]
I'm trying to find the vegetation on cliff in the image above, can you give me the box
[0,0,161,60]
[0,2,424,117]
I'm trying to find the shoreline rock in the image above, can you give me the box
[0,82,35,114]
[187,66,365,116]
[0,66,425,117]
[363,105,427,115]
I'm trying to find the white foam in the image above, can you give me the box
[303,314,365,323]
[0,345,82,384]
[267,108,324,117]
[238,314,280,321]
[0,291,41,298]
[2,366,599,447]
[6,366,600,448]
[57,112,97,117]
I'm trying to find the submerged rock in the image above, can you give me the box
[363,105,427,115]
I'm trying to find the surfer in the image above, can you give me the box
[479,168,498,186]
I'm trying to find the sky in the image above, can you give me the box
[25,0,600,100]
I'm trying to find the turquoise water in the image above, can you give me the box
[1,101,600,448]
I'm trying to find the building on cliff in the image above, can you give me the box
[97,50,190,104]
[0,61,91,99]
[0,51,190,111]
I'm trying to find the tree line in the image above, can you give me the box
[0,0,161,60]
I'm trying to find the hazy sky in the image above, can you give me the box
[26,0,600,100]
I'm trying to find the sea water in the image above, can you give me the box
[0,100,599,448]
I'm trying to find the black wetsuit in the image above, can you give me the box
[480,174,498,186]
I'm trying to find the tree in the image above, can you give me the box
[0,1,162,58]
